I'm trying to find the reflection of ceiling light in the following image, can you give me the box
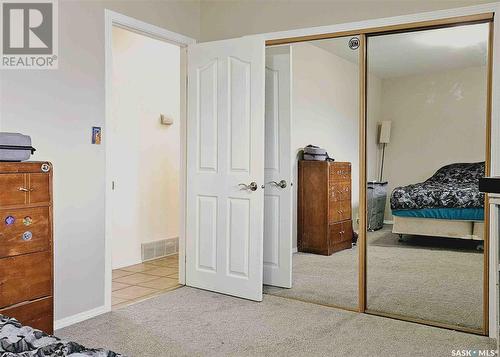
[413,24,488,48]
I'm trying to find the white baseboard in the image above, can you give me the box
[55,305,109,331]
[292,247,298,253]
[383,220,394,225]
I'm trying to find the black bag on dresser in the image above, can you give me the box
[0,133,36,162]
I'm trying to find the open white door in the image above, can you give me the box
[186,37,265,301]
[263,47,292,288]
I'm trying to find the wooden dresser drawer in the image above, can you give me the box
[28,174,50,205]
[0,172,50,208]
[0,207,50,258]
[0,251,52,308]
[329,221,352,243]
[329,200,352,223]
[329,163,351,182]
[0,174,27,206]
[329,182,351,201]
[0,297,53,334]
[328,220,353,253]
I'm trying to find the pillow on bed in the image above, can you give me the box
[427,162,485,185]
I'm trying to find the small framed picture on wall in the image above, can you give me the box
[92,127,102,145]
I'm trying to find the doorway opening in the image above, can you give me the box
[106,20,189,310]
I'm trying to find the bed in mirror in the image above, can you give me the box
[365,22,490,331]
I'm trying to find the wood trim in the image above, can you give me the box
[483,20,494,335]
[365,309,485,336]
[358,34,367,313]
[265,13,493,46]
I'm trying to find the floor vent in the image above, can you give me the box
[141,237,178,262]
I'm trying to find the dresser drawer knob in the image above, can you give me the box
[41,163,51,173]
[18,187,33,192]
[22,231,33,241]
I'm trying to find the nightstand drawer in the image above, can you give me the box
[0,207,50,258]
[0,174,27,207]
[0,251,52,308]
[0,297,53,334]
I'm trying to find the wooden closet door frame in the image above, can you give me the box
[264,8,496,336]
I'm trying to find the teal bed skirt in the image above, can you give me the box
[392,207,484,221]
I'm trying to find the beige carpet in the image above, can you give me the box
[57,287,494,357]
[264,225,483,330]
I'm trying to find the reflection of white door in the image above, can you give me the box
[185,37,265,301]
[263,47,292,288]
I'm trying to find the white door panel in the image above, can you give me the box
[186,37,265,301]
[263,47,292,288]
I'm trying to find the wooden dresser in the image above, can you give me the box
[0,162,53,334]
[298,161,353,255]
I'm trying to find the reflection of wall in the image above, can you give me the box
[291,42,382,248]
[368,66,487,219]
[112,27,180,268]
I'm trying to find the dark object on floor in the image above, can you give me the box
[302,145,334,161]
[298,160,352,255]
[0,133,36,162]
[352,231,358,245]
[0,314,123,356]
[367,181,388,231]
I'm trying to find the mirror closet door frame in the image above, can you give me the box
[361,18,494,336]
[266,11,494,336]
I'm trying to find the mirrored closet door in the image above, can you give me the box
[263,35,361,310]
[365,22,491,331]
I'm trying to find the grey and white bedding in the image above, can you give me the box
[390,162,485,211]
[0,315,123,357]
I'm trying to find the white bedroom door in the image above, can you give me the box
[263,47,292,288]
[185,37,265,301]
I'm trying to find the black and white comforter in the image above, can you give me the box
[0,315,123,357]
[390,162,485,210]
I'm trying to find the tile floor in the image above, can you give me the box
[112,254,180,309]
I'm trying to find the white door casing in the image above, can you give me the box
[263,47,293,288]
[186,37,265,301]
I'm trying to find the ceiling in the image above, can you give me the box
[311,23,488,79]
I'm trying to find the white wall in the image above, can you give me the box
[290,42,383,248]
[368,66,487,219]
[199,0,495,41]
[0,0,198,323]
[111,27,180,269]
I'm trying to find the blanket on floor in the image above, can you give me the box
[0,315,123,357]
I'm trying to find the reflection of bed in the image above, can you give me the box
[0,314,122,356]
[390,162,485,241]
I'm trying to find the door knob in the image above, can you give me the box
[267,180,287,189]
[238,182,258,191]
